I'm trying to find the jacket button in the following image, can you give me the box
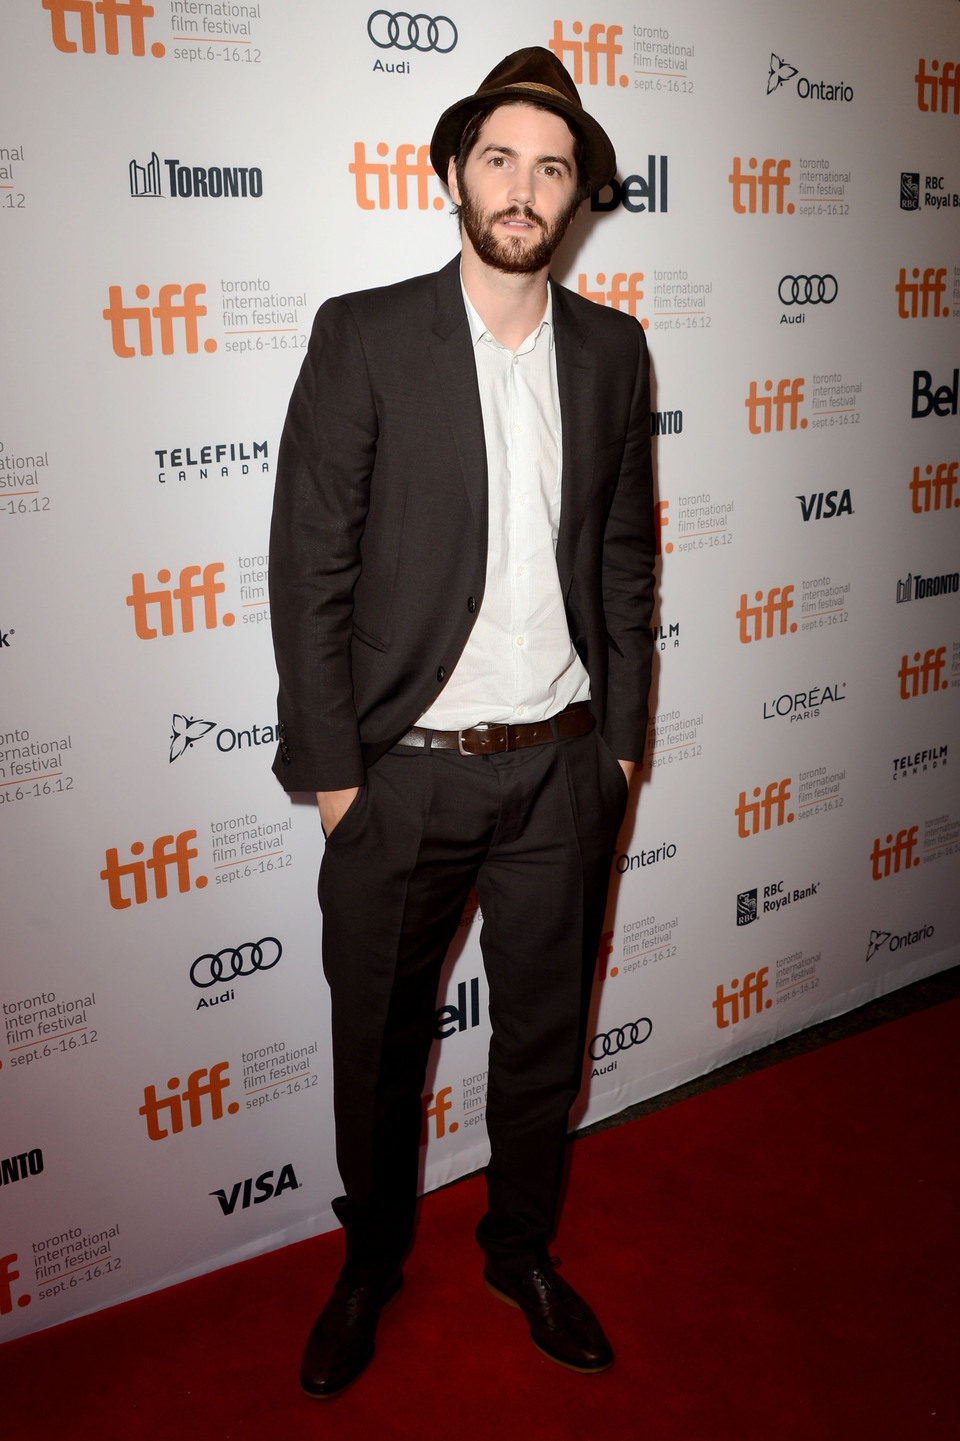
[467,595,477,613]
[437,666,446,683]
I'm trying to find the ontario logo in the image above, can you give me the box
[767,52,853,102]
[169,713,279,763]
[129,153,263,199]
[865,922,934,961]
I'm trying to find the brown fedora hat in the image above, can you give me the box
[430,46,616,195]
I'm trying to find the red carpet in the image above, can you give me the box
[6,1000,958,1440]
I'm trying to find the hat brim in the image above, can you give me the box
[430,82,616,197]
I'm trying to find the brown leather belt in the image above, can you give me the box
[395,702,594,756]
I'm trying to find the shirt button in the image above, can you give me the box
[516,636,525,647]
[467,596,477,613]
[437,666,446,682]
[516,705,526,716]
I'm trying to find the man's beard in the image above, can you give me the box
[458,183,578,275]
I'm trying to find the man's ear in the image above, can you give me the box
[447,155,461,206]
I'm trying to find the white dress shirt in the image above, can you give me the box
[417,282,591,730]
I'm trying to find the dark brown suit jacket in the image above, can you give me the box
[269,255,655,793]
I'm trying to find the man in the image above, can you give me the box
[269,47,655,1397]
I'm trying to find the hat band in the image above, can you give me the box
[493,80,578,108]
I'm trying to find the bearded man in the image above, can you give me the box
[269,45,655,1397]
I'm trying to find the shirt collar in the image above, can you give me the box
[459,270,554,355]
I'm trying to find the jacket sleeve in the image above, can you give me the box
[599,323,656,764]
[268,297,376,792]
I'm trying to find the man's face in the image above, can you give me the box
[448,103,580,275]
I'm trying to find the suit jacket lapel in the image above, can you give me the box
[553,280,596,594]
[427,258,488,546]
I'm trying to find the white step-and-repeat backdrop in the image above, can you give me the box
[3,0,958,1339]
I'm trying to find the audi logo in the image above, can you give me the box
[190,937,282,988]
[367,11,458,51]
[778,274,838,305]
[588,1018,653,1060]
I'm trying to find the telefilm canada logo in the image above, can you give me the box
[767,52,853,103]
[129,153,263,199]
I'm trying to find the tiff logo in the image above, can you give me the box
[896,267,950,318]
[870,826,920,880]
[103,284,216,357]
[729,157,794,214]
[713,968,771,1028]
[577,272,647,324]
[745,378,806,433]
[100,830,207,909]
[349,143,444,211]
[915,60,960,115]
[0,1254,31,1315]
[126,563,234,638]
[548,20,627,88]
[898,647,948,698]
[139,1062,239,1140]
[737,586,797,643]
[42,0,164,57]
[911,462,958,511]
[424,1086,457,1139]
[654,500,672,557]
[735,780,794,838]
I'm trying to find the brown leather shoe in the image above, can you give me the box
[484,1259,613,1373]
[300,1270,403,1398]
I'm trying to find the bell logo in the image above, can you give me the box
[548,20,627,88]
[737,586,797,643]
[349,143,444,211]
[0,1254,31,1315]
[915,60,960,115]
[712,968,771,1028]
[870,827,920,880]
[898,647,948,699]
[896,268,949,318]
[138,1061,239,1140]
[591,157,669,213]
[745,378,806,433]
[126,563,234,638]
[100,830,208,909]
[42,0,164,58]
[735,780,794,838]
[424,1086,457,1138]
[577,272,648,325]
[729,157,794,214]
[103,284,215,357]
[911,369,959,418]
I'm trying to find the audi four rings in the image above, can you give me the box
[190,937,283,987]
[779,274,838,304]
[588,1018,653,1059]
[367,11,457,51]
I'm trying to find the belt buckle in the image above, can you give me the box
[458,722,506,756]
